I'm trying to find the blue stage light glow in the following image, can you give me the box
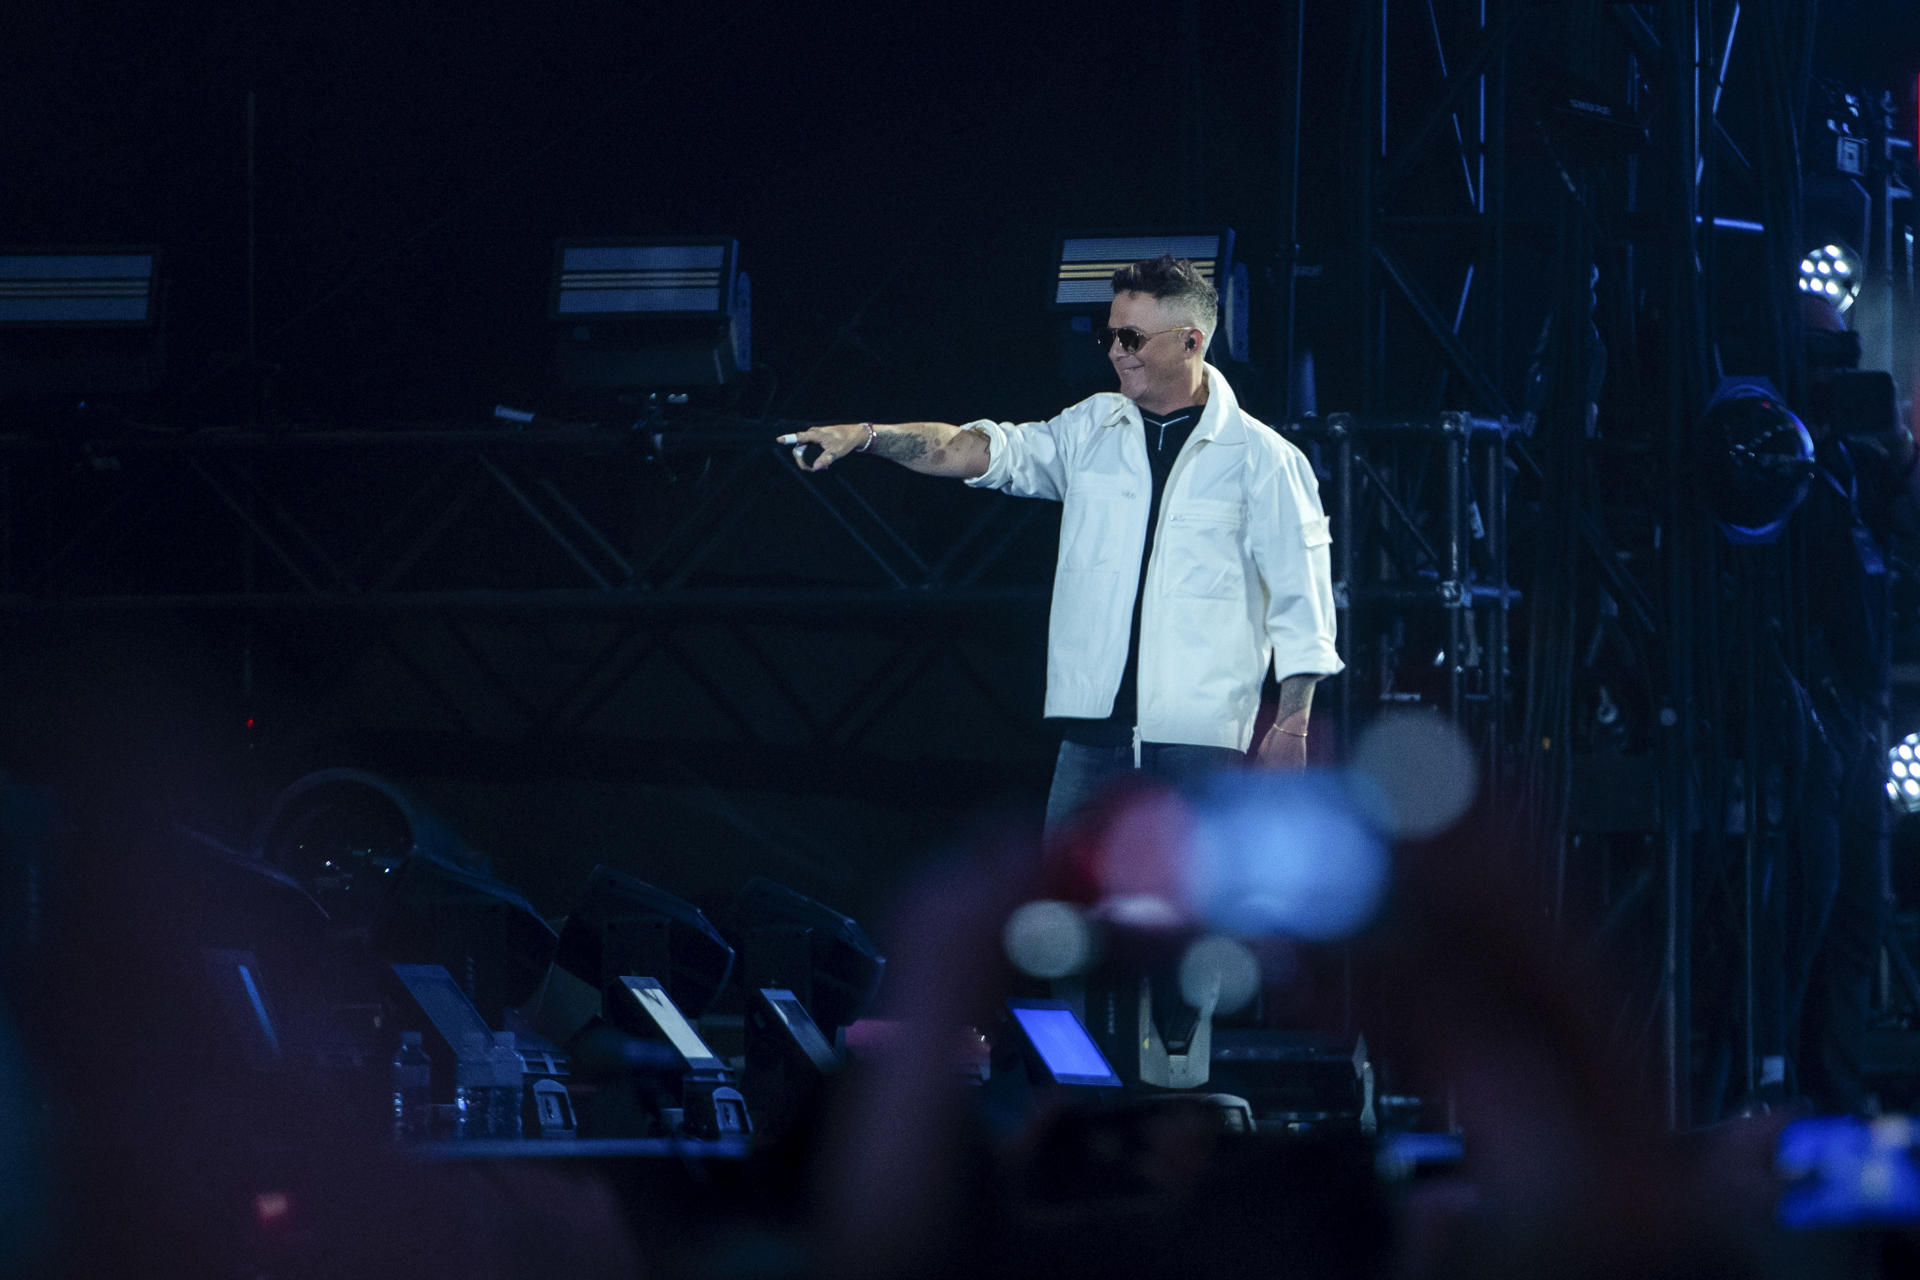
[1178,771,1390,941]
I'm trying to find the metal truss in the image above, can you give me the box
[1355,0,1516,419]
[1344,0,1826,1127]
[0,422,1053,607]
[1299,411,1521,812]
[0,422,1063,824]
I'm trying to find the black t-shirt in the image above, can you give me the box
[1055,404,1204,747]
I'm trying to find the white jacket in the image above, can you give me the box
[964,366,1342,751]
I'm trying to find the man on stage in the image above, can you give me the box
[778,256,1342,835]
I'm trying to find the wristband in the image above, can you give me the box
[1277,726,1309,738]
[855,422,877,453]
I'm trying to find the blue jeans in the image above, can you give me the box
[1043,738,1244,840]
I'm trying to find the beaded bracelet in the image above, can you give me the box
[855,422,877,452]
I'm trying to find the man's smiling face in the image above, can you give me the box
[1105,290,1197,410]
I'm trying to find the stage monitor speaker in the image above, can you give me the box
[741,986,841,1136]
[553,865,734,1017]
[724,877,885,1032]
[371,859,557,1027]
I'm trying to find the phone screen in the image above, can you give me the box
[1009,1003,1121,1087]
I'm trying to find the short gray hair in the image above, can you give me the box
[1110,255,1218,341]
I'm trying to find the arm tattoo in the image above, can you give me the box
[872,431,929,464]
[1276,674,1317,727]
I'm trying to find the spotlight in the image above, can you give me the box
[1695,377,1816,544]
[0,249,156,323]
[253,769,485,928]
[1797,243,1863,313]
[1051,228,1249,363]
[253,777,555,1031]
[0,247,164,413]
[1889,733,1920,814]
[549,237,750,394]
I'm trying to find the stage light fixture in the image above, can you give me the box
[1052,231,1228,305]
[1812,82,1872,177]
[1887,733,1920,813]
[556,866,735,1013]
[1696,377,1816,545]
[1051,228,1249,363]
[548,237,750,393]
[0,247,164,407]
[371,857,559,1026]
[529,865,735,1049]
[253,768,484,928]
[1797,242,1863,313]
[739,986,840,1138]
[723,878,885,1033]
[0,249,156,323]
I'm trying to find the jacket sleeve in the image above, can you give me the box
[1248,445,1345,680]
[961,400,1101,501]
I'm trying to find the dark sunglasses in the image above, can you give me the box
[1095,325,1190,354]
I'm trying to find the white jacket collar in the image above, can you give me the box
[1105,365,1246,445]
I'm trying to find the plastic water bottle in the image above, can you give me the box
[484,1032,525,1139]
[390,1032,431,1142]
[453,1032,491,1139]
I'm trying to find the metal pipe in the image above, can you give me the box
[1279,0,1307,417]
[1337,421,1356,755]
[1446,432,1466,718]
[1660,0,1703,1134]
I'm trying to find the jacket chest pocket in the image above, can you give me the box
[1161,499,1246,599]
[1060,477,1140,570]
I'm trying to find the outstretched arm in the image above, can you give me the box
[777,422,990,479]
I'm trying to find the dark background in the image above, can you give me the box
[5,2,1920,926]
[5,2,1326,424]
